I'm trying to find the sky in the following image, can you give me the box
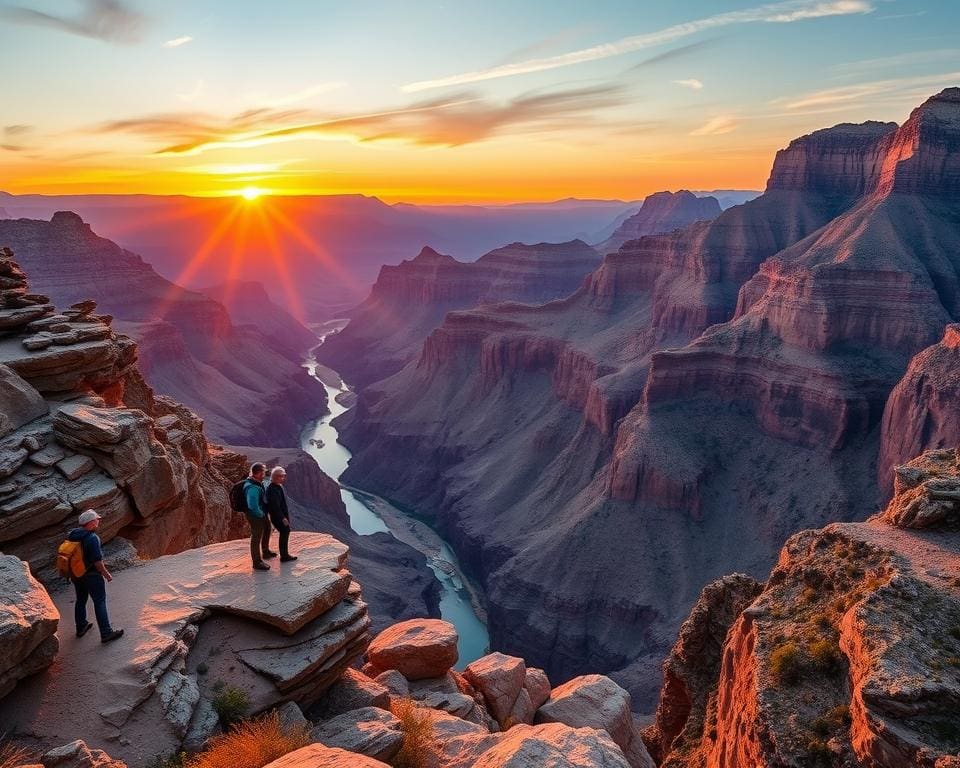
[1,0,959,203]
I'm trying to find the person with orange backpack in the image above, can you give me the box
[59,509,124,643]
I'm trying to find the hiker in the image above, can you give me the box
[65,510,124,643]
[265,466,297,562]
[245,462,277,570]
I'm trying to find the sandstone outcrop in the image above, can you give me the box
[264,743,389,768]
[310,707,403,762]
[339,89,960,710]
[596,190,721,254]
[0,216,324,446]
[40,740,126,768]
[0,249,245,579]
[366,618,459,680]
[463,652,551,729]
[472,722,632,768]
[0,554,59,698]
[655,447,960,767]
[0,534,371,767]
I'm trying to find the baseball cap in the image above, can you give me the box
[78,510,102,526]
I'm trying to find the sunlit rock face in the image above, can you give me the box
[654,447,960,768]
[339,90,960,710]
[0,215,325,447]
[0,247,246,578]
[0,534,371,767]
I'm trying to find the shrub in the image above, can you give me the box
[212,686,251,727]
[147,752,188,768]
[809,638,843,675]
[770,641,803,685]
[0,742,35,768]
[390,697,435,768]
[188,712,309,768]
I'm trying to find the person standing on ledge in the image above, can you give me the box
[245,462,277,570]
[265,466,297,562]
[67,510,124,643]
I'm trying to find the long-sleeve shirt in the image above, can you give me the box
[265,483,290,528]
[244,479,265,519]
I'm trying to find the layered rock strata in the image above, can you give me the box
[0,249,245,578]
[596,190,721,254]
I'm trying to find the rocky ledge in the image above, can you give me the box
[0,533,370,767]
[650,447,960,768]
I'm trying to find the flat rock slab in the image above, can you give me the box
[264,744,390,768]
[310,706,403,762]
[0,533,353,766]
[473,723,632,768]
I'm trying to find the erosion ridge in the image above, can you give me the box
[0,213,324,446]
[338,89,960,710]
[596,190,721,255]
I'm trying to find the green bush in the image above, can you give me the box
[212,686,251,727]
[146,752,188,768]
[770,641,802,686]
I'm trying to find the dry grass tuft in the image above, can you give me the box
[390,697,435,768]
[188,711,309,768]
[0,741,36,768]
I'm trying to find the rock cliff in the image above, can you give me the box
[338,89,960,710]
[596,190,721,255]
[0,247,246,578]
[0,215,324,446]
[653,447,960,768]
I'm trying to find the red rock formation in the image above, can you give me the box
[596,190,721,255]
[879,324,960,498]
[657,448,960,768]
[0,214,325,446]
[339,90,960,712]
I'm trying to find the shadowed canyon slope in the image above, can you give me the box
[338,89,960,710]
[319,191,722,388]
[0,213,323,446]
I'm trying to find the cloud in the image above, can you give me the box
[877,10,926,20]
[400,0,874,92]
[177,79,205,102]
[777,70,960,110]
[674,78,704,90]
[832,49,960,76]
[262,83,346,108]
[2,124,34,151]
[0,0,145,44]
[690,115,738,135]
[163,35,192,48]
[624,38,720,72]
[95,84,630,155]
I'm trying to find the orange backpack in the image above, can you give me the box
[57,539,87,579]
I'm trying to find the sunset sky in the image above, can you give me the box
[2,0,959,202]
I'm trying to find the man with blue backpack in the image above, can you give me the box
[230,462,278,571]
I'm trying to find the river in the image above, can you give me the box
[300,328,490,668]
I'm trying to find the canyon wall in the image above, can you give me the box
[339,90,960,710]
[596,190,721,254]
[0,213,324,446]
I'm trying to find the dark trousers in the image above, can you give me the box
[248,515,272,563]
[273,517,291,558]
[72,573,112,639]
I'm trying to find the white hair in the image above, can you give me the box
[270,466,286,479]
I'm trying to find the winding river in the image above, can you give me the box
[300,327,489,668]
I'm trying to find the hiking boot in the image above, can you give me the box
[101,629,124,643]
[77,622,94,638]
[280,555,298,562]
[263,551,278,559]
[253,561,271,571]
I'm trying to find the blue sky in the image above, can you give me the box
[1,0,958,200]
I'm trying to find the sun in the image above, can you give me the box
[240,185,264,201]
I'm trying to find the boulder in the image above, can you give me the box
[464,652,528,727]
[536,675,654,768]
[0,554,59,699]
[275,701,311,734]
[310,707,403,762]
[408,671,495,729]
[422,708,500,768]
[40,741,125,768]
[0,364,47,438]
[263,743,389,768]
[472,723,632,768]
[366,618,458,680]
[309,667,389,719]
[373,669,409,697]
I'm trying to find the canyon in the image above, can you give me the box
[318,191,722,388]
[338,88,960,711]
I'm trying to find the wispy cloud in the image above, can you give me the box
[163,35,192,48]
[177,79,205,102]
[2,124,33,152]
[777,70,960,110]
[262,83,346,108]
[95,83,630,155]
[0,0,144,44]
[878,10,926,20]
[674,78,704,90]
[624,38,720,73]
[832,49,960,76]
[690,115,738,136]
[400,0,874,92]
